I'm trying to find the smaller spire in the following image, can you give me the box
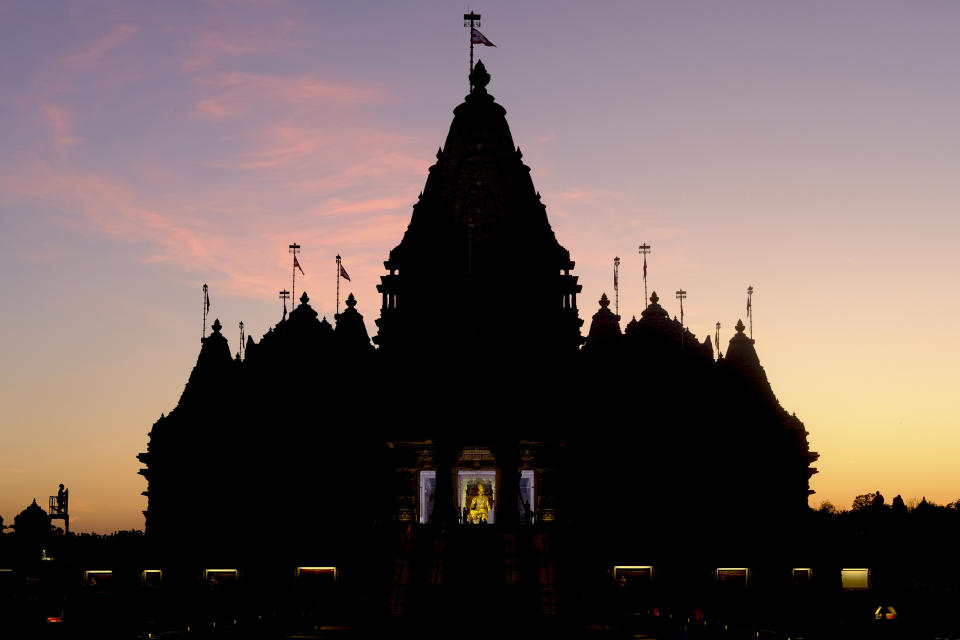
[211,318,222,334]
[650,291,659,305]
[599,293,610,308]
[300,291,309,305]
[735,318,746,334]
[346,293,358,309]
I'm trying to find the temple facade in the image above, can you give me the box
[138,62,818,623]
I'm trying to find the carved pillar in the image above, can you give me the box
[493,440,520,528]
[431,440,459,526]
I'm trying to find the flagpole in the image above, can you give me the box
[202,283,208,341]
[464,12,481,90]
[336,254,341,317]
[675,288,687,350]
[639,243,651,305]
[747,285,754,340]
[613,256,620,319]
[289,243,301,306]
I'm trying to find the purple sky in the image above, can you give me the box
[2,1,960,531]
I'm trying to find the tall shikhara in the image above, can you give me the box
[373,61,583,357]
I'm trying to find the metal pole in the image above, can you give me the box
[639,243,651,305]
[336,255,341,316]
[613,256,620,318]
[289,243,301,306]
[464,12,481,90]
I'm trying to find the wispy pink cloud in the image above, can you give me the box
[555,188,617,202]
[40,103,82,149]
[194,72,382,121]
[3,162,214,269]
[320,196,413,216]
[195,98,238,120]
[289,152,429,192]
[181,31,262,72]
[225,122,330,168]
[61,25,138,70]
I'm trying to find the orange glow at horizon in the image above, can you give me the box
[2,2,960,532]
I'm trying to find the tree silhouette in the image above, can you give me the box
[852,491,885,511]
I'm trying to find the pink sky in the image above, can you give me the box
[2,1,960,531]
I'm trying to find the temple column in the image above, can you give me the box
[431,440,459,526]
[492,440,520,528]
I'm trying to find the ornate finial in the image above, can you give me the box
[599,293,610,308]
[346,293,357,309]
[300,291,309,305]
[470,60,490,91]
[735,318,746,334]
[650,291,659,305]
[211,318,222,334]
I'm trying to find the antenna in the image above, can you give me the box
[715,321,721,358]
[638,243,651,305]
[279,289,290,320]
[747,286,754,340]
[238,321,245,360]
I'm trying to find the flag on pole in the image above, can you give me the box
[204,289,210,313]
[294,256,305,275]
[643,255,647,280]
[339,264,351,282]
[471,28,496,46]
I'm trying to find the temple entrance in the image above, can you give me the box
[458,470,496,524]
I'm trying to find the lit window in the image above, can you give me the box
[204,569,239,586]
[83,570,113,588]
[519,470,535,521]
[613,565,654,586]
[841,568,869,591]
[419,470,436,524]
[141,569,163,587]
[295,567,337,589]
[716,568,749,589]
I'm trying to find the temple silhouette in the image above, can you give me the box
[135,61,819,631]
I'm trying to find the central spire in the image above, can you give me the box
[374,63,583,355]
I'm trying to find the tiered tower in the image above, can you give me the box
[374,62,583,356]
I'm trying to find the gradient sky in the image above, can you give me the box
[2,1,959,532]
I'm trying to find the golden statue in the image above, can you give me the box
[468,483,493,523]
